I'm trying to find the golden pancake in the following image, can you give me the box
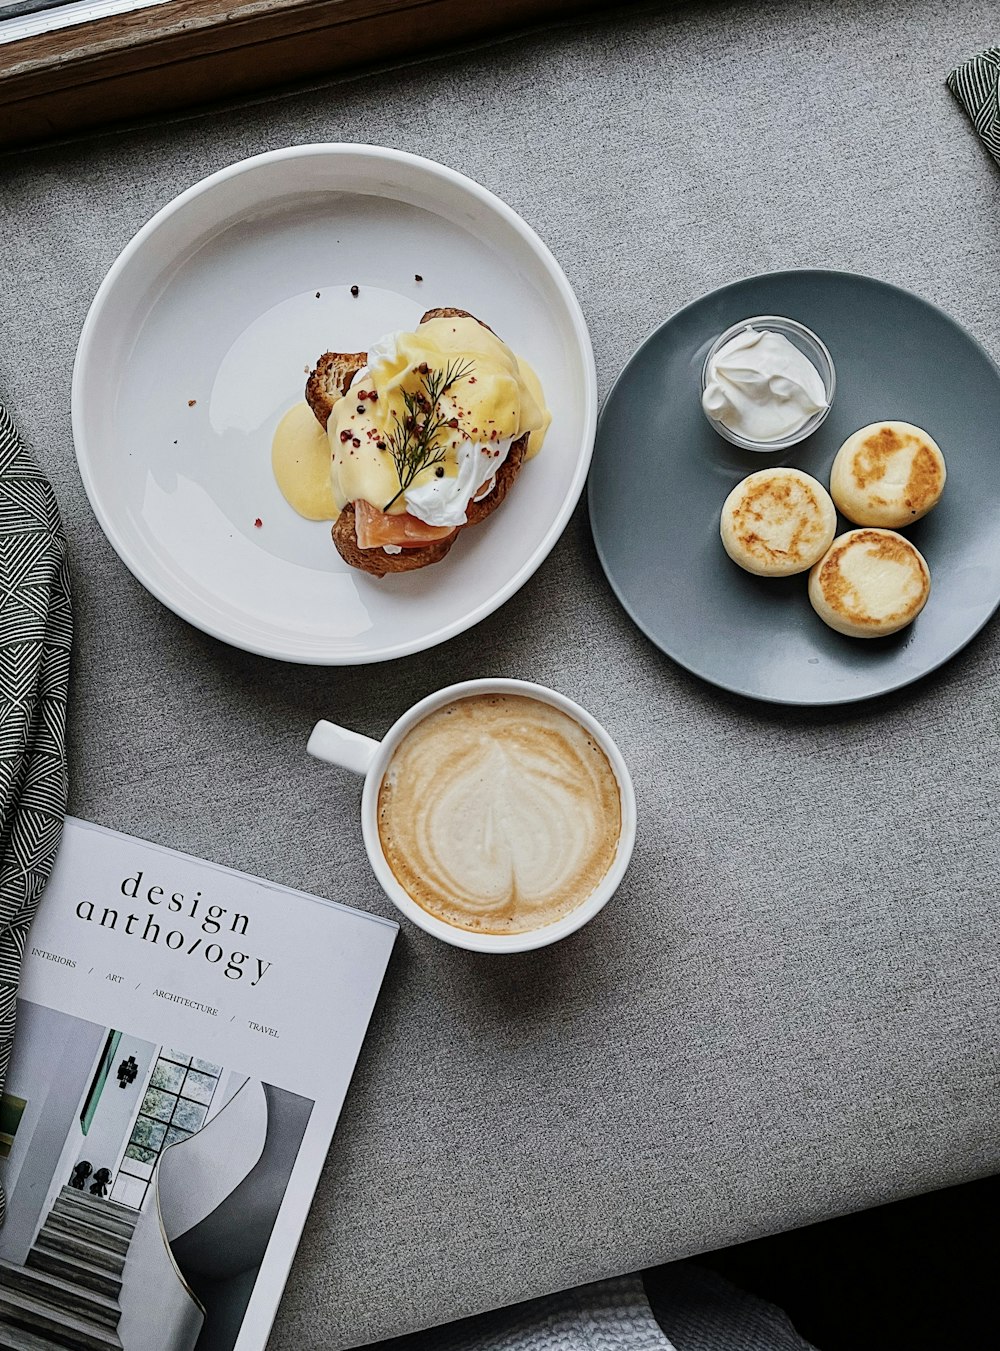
[808,528,931,638]
[720,467,837,577]
[830,421,945,527]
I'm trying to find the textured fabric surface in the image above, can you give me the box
[1,0,999,1347]
[646,1266,816,1351]
[0,404,72,1225]
[370,1270,815,1351]
[948,46,1000,164]
[374,1275,676,1351]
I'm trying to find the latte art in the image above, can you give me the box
[377,695,622,934]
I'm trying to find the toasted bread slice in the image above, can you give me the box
[808,528,931,637]
[332,432,529,576]
[306,310,489,430]
[316,308,531,577]
[419,306,495,333]
[306,351,367,430]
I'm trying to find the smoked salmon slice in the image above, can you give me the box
[354,499,457,550]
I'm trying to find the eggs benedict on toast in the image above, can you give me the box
[273,307,549,577]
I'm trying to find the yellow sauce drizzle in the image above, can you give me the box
[271,402,338,521]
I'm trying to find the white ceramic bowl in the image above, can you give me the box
[72,145,597,664]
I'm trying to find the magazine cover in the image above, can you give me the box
[0,818,397,1351]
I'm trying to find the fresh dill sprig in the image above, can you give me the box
[381,358,475,512]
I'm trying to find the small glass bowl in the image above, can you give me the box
[700,314,836,452]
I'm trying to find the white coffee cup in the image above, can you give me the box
[307,678,636,953]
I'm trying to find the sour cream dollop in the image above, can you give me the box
[702,327,828,443]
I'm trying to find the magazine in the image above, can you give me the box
[0,817,397,1351]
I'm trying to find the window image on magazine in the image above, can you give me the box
[0,818,397,1351]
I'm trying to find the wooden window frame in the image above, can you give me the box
[0,0,603,150]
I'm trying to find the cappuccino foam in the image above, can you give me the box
[377,694,622,935]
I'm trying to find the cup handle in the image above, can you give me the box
[307,720,380,776]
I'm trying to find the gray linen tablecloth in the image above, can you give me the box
[1,1,999,1347]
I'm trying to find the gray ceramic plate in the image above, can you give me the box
[589,269,1000,705]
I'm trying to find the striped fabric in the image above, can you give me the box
[948,47,1000,166]
[0,402,72,1226]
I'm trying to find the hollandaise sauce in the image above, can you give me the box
[272,318,550,540]
[271,402,339,520]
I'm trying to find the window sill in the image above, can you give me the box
[0,0,602,150]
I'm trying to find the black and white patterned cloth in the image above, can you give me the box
[0,402,72,1226]
[948,47,1000,166]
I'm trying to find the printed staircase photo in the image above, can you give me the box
[0,1185,137,1350]
[0,983,338,1351]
